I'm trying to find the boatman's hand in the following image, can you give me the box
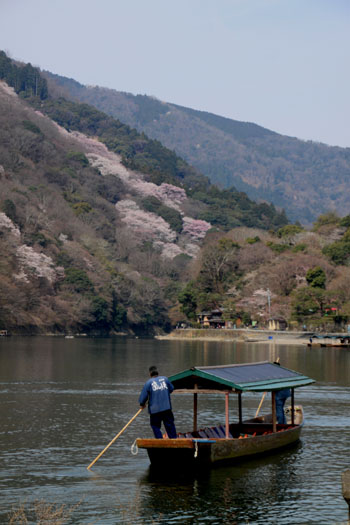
[140,404,146,409]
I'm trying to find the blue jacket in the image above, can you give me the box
[139,375,174,414]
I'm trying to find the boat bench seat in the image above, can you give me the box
[178,425,233,439]
[177,432,194,438]
[199,426,233,439]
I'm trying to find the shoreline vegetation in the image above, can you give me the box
[156,328,320,346]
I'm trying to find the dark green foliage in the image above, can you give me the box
[174,103,276,141]
[178,282,198,320]
[172,253,192,269]
[1,199,17,223]
[323,240,350,265]
[266,242,290,254]
[292,286,328,319]
[313,212,340,231]
[193,187,288,231]
[39,98,193,185]
[246,236,261,244]
[66,150,89,166]
[306,266,326,289]
[322,226,350,265]
[111,294,127,331]
[63,268,94,292]
[22,120,42,135]
[56,251,73,268]
[0,51,48,99]
[44,169,69,187]
[142,196,183,233]
[95,175,124,203]
[339,215,350,227]
[24,232,50,247]
[277,224,304,238]
[133,94,168,125]
[72,201,92,215]
[90,296,109,328]
[292,243,307,253]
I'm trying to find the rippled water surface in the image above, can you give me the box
[0,336,349,524]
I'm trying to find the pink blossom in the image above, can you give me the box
[182,217,211,240]
[116,200,177,243]
[0,212,20,238]
[15,245,59,282]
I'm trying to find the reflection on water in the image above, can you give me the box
[0,337,350,524]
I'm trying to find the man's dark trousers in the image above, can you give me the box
[150,409,177,438]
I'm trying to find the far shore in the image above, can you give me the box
[156,328,330,346]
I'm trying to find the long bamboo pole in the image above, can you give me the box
[255,392,266,417]
[87,408,143,470]
[255,357,280,418]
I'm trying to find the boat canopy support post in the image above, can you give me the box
[225,392,230,438]
[272,391,276,433]
[291,388,295,425]
[193,384,198,431]
[238,392,243,429]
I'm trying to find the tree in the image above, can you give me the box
[291,286,328,319]
[306,266,326,289]
[323,241,350,265]
[198,238,239,294]
[313,212,339,231]
[90,296,110,329]
[277,224,303,239]
[1,199,17,224]
[63,268,94,293]
[178,282,198,320]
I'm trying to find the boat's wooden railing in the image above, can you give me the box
[177,422,294,441]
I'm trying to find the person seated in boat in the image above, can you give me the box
[139,366,177,439]
[274,361,291,424]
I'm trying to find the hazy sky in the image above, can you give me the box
[1,0,349,147]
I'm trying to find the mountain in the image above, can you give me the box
[3,51,350,336]
[45,72,350,224]
[0,51,286,335]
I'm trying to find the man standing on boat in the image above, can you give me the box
[139,366,177,439]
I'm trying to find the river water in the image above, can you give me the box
[0,336,349,524]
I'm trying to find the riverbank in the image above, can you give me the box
[156,328,312,346]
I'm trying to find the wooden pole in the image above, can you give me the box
[255,392,266,417]
[87,408,143,470]
[193,388,198,431]
[272,391,276,433]
[238,393,243,428]
[291,388,295,425]
[225,392,230,438]
[255,358,279,418]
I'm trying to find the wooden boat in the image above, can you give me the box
[136,361,314,468]
[321,336,350,348]
[308,334,350,348]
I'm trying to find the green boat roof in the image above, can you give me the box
[169,361,315,392]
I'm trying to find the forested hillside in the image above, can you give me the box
[0,51,286,335]
[2,51,350,336]
[46,72,350,224]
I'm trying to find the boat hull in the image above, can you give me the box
[136,419,303,468]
